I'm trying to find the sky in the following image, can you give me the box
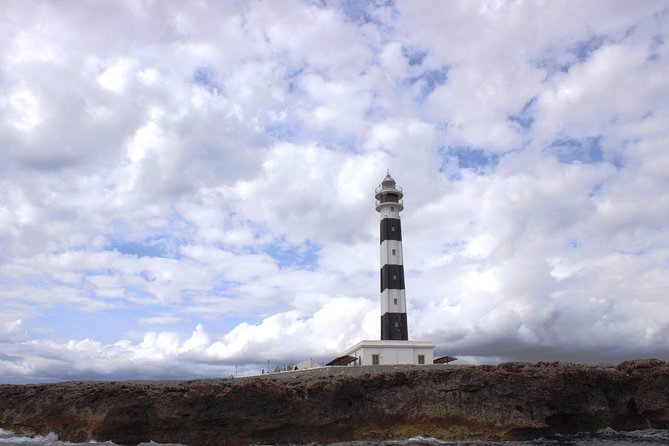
[1,0,668,384]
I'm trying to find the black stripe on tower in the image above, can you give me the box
[381,312,408,340]
[380,264,405,292]
[380,218,402,243]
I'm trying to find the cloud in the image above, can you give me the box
[1,0,669,383]
[0,320,27,344]
[0,300,377,383]
[534,43,669,147]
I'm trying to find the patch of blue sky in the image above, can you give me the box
[315,134,359,153]
[546,136,604,165]
[440,146,500,178]
[610,155,625,169]
[170,278,242,305]
[588,183,604,198]
[408,65,449,101]
[24,301,254,346]
[507,97,536,131]
[615,248,650,257]
[24,305,148,344]
[264,238,320,270]
[108,218,132,238]
[338,137,359,153]
[571,34,609,62]
[315,0,397,30]
[106,213,191,260]
[171,206,199,233]
[534,34,611,79]
[365,105,387,122]
[108,239,170,258]
[442,239,467,254]
[402,46,427,66]
[284,65,306,94]
[265,122,301,141]
[434,120,448,132]
[533,56,571,77]
[33,271,106,291]
[22,273,61,289]
[121,284,158,304]
[648,34,664,61]
[177,282,268,326]
[106,233,184,259]
[208,280,243,298]
[438,156,462,182]
[568,238,582,249]
[337,0,377,25]
[136,270,152,282]
[195,314,263,335]
[192,66,222,94]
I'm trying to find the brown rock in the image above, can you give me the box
[0,360,668,445]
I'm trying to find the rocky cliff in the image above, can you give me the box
[1,360,668,445]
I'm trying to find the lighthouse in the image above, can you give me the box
[376,171,408,340]
[326,172,434,367]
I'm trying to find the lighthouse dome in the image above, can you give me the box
[381,172,396,187]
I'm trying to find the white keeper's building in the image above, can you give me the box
[338,340,434,366]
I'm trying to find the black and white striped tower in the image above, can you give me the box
[375,171,408,341]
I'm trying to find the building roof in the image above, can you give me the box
[326,355,358,366]
[433,355,458,364]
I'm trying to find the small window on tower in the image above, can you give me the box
[392,274,397,280]
[372,354,380,365]
[393,298,398,305]
[395,321,399,328]
[392,249,396,255]
[391,226,396,232]
[391,206,395,211]
[418,354,425,365]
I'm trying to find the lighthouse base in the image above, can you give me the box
[333,340,434,366]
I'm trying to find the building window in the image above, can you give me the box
[392,274,397,280]
[391,226,395,232]
[391,206,395,211]
[418,354,425,365]
[372,354,380,365]
[392,249,396,256]
[393,298,398,305]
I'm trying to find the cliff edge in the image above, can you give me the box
[1,360,668,445]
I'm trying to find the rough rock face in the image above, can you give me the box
[1,360,668,445]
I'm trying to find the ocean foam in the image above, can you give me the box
[0,431,58,444]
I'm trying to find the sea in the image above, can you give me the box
[1,428,668,446]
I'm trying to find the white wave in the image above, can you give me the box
[404,436,450,445]
[137,442,185,446]
[0,432,185,446]
[0,431,58,444]
[623,428,669,441]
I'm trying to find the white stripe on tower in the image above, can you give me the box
[375,171,408,341]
